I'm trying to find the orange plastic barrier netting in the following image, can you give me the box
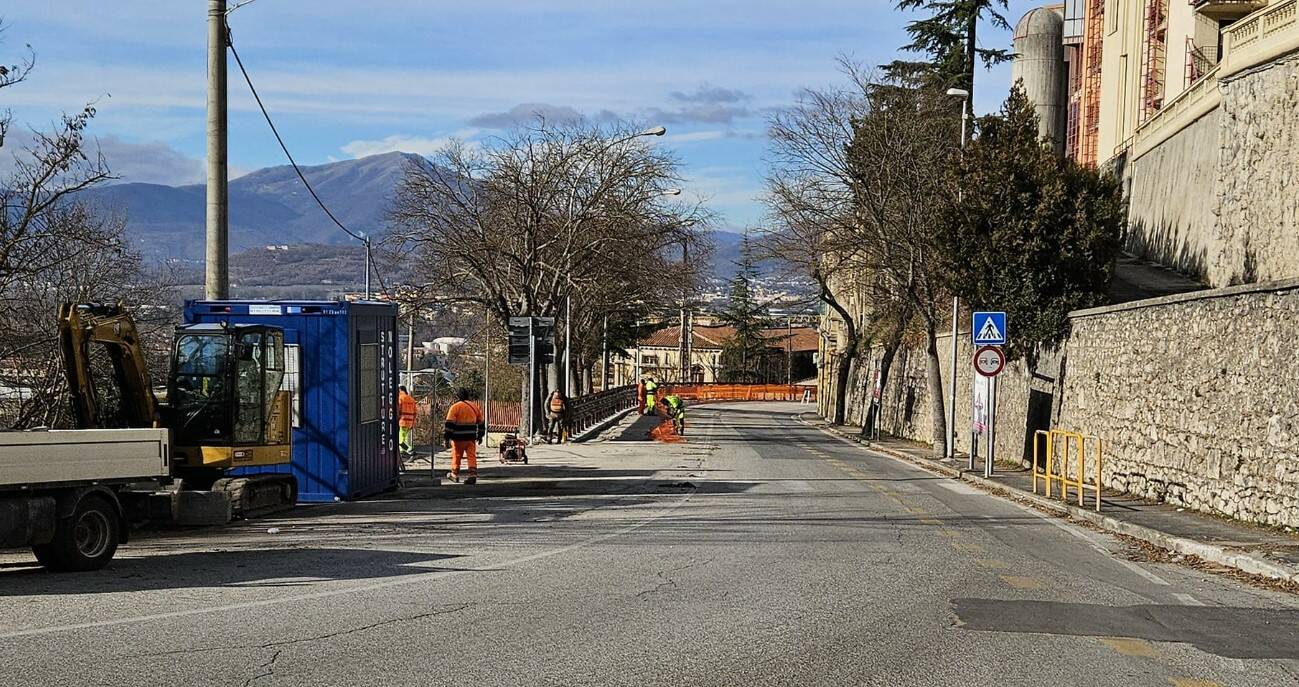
[657,384,816,403]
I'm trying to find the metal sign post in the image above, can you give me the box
[527,318,536,438]
[970,312,1007,477]
[973,345,1005,477]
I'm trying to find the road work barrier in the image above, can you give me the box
[1032,429,1104,511]
[658,383,816,403]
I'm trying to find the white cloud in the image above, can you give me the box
[0,132,205,186]
[663,130,729,144]
[340,132,476,158]
[95,136,204,185]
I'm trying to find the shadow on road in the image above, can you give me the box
[952,597,1299,659]
[0,548,465,596]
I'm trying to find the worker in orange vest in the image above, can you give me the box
[444,387,485,484]
[398,385,418,459]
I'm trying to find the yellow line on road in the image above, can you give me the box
[1100,637,1160,657]
[999,575,1045,590]
[974,559,1010,569]
[950,542,985,553]
[1167,679,1222,687]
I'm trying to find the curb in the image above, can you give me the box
[811,417,1299,585]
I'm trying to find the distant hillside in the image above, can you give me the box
[81,151,421,260]
[82,150,752,288]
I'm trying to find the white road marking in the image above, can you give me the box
[0,491,696,640]
[1174,593,1205,606]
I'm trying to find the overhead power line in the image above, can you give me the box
[225,28,392,298]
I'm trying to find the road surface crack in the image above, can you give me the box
[119,603,474,661]
[636,558,714,600]
[243,648,281,687]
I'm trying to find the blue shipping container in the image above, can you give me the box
[184,300,400,502]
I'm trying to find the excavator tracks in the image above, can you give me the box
[210,475,298,519]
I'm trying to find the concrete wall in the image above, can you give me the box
[1124,108,1220,282]
[1214,53,1299,286]
[1123,19,1299,288]
[825,279,1299,529]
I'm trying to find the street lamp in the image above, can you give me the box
[944,87,970,461]
[562,126,668,398]
[946,88,970,149]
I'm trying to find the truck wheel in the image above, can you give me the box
[32,495,120,572]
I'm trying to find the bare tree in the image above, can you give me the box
[761,75,870,425]
[761,63,921,427]
[387,119,708,429]
[846,76,959,456]
[0,28,176,427]
[762,61,959,454]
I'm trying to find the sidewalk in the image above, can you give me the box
[812,418,1299,586]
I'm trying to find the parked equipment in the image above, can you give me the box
[59,303,297,516]
[498,434,528,464]
[0,304,300,572]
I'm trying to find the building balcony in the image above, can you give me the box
[1194,0,1268,22]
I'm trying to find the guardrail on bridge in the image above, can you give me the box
[568,385,638,436]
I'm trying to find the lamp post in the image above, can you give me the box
[944,87,970,461]
[561,127,667,398]
[946,87,970,148]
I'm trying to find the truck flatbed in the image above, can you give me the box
[0,428,170,491]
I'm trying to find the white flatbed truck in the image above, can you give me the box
[0,428,170,571]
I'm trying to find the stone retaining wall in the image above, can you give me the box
[1057,280,1299,527]
[827,279,1299,528]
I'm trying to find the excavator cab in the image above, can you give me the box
[168,323,292,471]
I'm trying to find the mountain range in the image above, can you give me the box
[82,151,421,262]
[81,151,753,285]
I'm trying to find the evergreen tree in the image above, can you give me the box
[886,0,1012,138]
[718,238,774,383]
[936,86,1125,360]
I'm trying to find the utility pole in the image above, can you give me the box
[205,0,229,300]
[787,315,793,386]
[678,237,689,383]
[483,309,490,447]
[601,315,609,392]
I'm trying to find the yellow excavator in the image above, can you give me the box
[58,303,297,517]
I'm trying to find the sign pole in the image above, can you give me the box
[948,296,958,460]
[528,317,536,439]
[986,373,997,478]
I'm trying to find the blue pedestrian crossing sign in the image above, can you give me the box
[972,311,1007,345]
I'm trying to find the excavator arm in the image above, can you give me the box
[57,303,159,429]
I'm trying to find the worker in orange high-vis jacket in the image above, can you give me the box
[398,385,418,459]
[444,387,485,484]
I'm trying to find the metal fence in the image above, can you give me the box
[567,385,638,436]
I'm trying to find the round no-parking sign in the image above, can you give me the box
[974,346,1005,377]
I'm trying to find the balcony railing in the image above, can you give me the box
[1225,0,1298,52]
[1132,0,1297,158]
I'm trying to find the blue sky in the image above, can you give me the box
[2,0,1036,229]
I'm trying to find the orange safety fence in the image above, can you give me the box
[657,383,816,403]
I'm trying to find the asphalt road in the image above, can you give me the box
[2,402,1297,686]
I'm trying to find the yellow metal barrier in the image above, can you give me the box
[1032,428,1103,511]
